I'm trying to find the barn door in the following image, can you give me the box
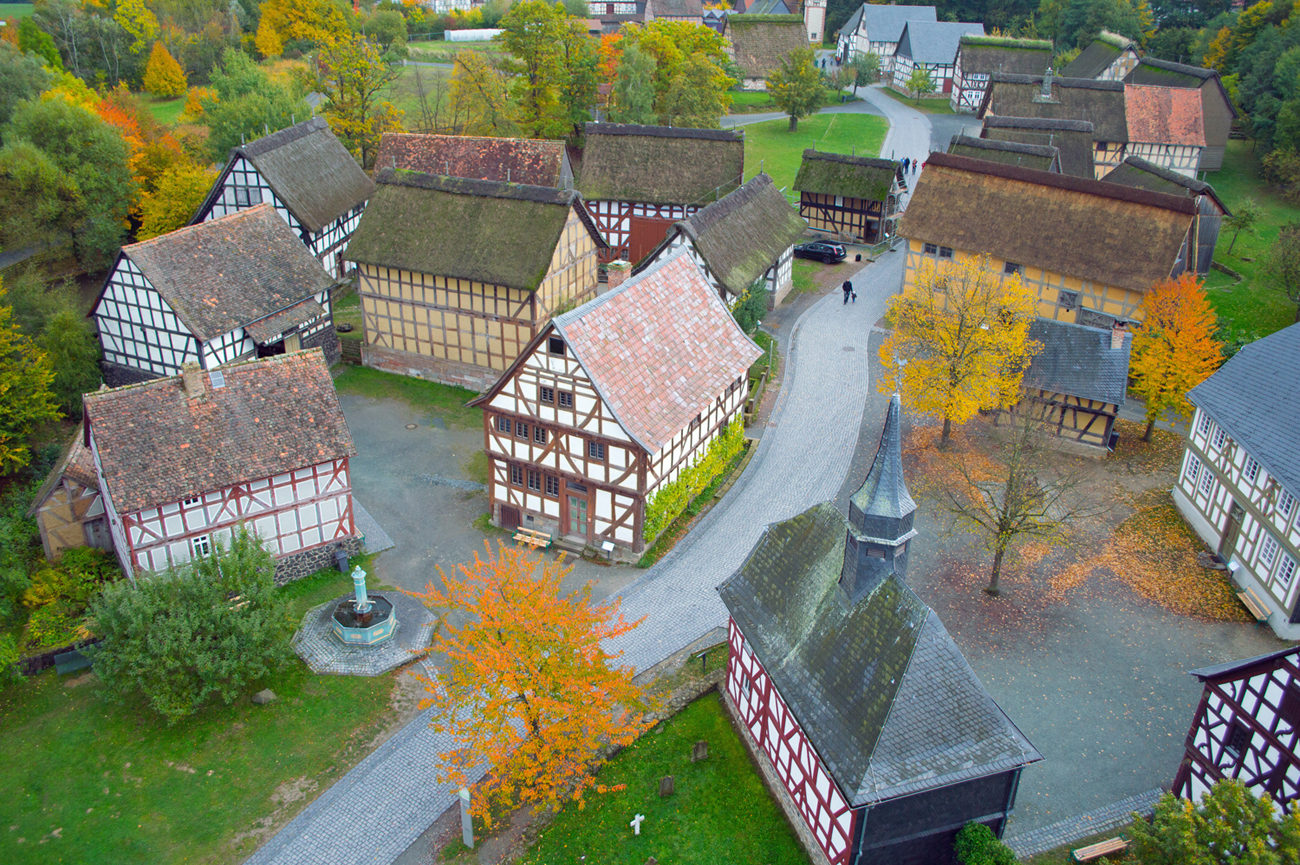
[500,506,521,532]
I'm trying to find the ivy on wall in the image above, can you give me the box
[643,419,745,543]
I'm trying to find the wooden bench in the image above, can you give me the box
[1238,588,1271,623]
[513,527,552,551]
[1071,837,1128,862]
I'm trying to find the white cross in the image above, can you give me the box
[630,813,646,835]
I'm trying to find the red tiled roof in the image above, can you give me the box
[374,133,567,187]
[1125,84,1205,146]
[552,249,761,453]
[84,350,356,514]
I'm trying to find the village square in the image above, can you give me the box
[1,0,1300,863]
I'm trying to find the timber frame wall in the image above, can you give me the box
[1018,389,1120,448]
[650,231,795,310]
[800,191,896,244]
[587,200,704,264]
[34,477,109,561]
[950,49,989,112]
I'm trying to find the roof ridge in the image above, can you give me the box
[584,122,743,143]
[991,72,1124,91]
[801,149,897,170]
[238,116,329,158]
[1135,56,1215,79]
[84,348,324,405]
[952,133,1059,158]
[983,115,1095,133]
[375,168,576,205]
[124,203,272,252]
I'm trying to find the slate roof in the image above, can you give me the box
[838,5,863,37]
[898,153,1196,294]
[717,499,1041,805]
[850,395,916,526]
[949,133,1060,172]
[897,20,984,65]
[344,170,603,291]
[374,133,568,187]
[956,35,1052,76]
[1189,646,1300,682]
[1124,84,1205,146]
[980,74,1128,143]
[742,0,792,14]
[29,425,98,516]
[1102,156,1229,215]
[1024,319,1131,405]
[198,117,376,235]
[725,14,810,80]
[981,115,1096,178]
[1061,31,1133,80]
[674,173,808,297]
[793,149,899,201]
[547,249,760,454]
[577,123,745,205]
[103,205,337,343]
[83,350,356,515]
[1189,323,1300,501]
[855,4,936,42]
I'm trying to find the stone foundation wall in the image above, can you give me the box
[101,361,161,389]
[304,325,341,367]
[274,535,361,585]
[363,345,498,392]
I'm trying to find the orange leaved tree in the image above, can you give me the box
[878,254,1041,446]
[408,542,652,828]
[1129,272,1223,441]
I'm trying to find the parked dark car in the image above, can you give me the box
[793,241,847,264]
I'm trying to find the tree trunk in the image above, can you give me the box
[1227,230,1240,256]
[986,544,1006,596]
[1143,416,1155,442]
[789,115,798,132]
[940,416,952,447]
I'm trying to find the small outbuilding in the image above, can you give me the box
[1061,30,1141,82]
[724,13,811,90]
[29,425,112,561]
[793,149,904,244]
[1019,319,1131,449]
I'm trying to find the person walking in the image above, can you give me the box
[842,280,853,305]
[913,158,919,175]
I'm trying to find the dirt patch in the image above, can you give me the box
[271,776,319,807]
[63,673,96,688]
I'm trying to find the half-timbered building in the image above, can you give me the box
[575,123,744,264]
[836,4,936,72]
[1103,155,1228,274]
[1124,83,1205,178]
[949,35,1052,113]
[1060,30,1141,81]
[190,117,375,277]
[890,20,985,95]
[949,132,1062,173]
[719,395,1042,865]
[29,425,112,561]
[981,115,1097,178]
[793,150,904,244]
[645,0,704,23]
[1173,324,1300,639]
[91,205,341,387]
[469,249,760,555]
[636,173,807,309]
[1125,58,1237,171]
[374,133,574,187]
[723,14,810,90]
[344,169,604,391]
[898,153,1198,328]
[1173,646,1300,806]
[1018,319,1131,449]
[592,0,644,33]
[82,350,360,583]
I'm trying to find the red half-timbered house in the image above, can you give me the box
[718,395,1042,865]
[1173,646,1300,806]
[469,249,760,555]
[82,350,360,584]
[575,123,744,264]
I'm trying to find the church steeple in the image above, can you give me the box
[840,394,918,602]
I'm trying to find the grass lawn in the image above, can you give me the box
[0,3,35,18]
[728,89,860,114]
[332,364,483,429]
[0,564,398,865]
[1204,139,1300,344]
[143,95,186,127]
[743,112,890,195]
[518,692,808,865]
[333,287,362,337]
[407,39,505,64]
[1024,826,1135,863]
[792,259,819,295]
[880,86,956,115]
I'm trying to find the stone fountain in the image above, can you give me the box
[331,566,396,646]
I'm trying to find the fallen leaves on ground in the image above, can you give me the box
[1108,419,1185,474]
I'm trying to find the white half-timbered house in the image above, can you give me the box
[1123,83,1206,178]
[836,4,936,73]
[191,117,376,277]
[949,35,1051,113]
[29,425,112,561]
[469,249,760,555]
[1173,646,1300,807]
[82,350,359,584]
[636,173,807,310]
[718,396,1042,865]
[1174,324,1300,639]
[91,205,340,387]
[575,123,744,264]
[890,20,985,95]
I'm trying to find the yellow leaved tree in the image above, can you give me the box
[878,254,1040,445]
[143,42,187,97]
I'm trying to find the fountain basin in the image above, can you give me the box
[331,594,396,646]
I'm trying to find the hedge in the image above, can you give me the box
[643,419,745,543]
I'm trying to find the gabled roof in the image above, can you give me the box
[898,153,1195,294]
[577,123,744,206]
[741,0,791,13]
[1102,155,1229,215]
[1124,58,1239,118]
[1189,646,1300,682]
[344,170,604,291]
[673,173,808,297]
[1189,323,1300,500]
[856,4,935,43]
[1061,31,1134,80]
[99,205,337,343]
[793,149,899,200]
[1025,319,1131,405]
[896,20,984,65]
[725,14,809,79]
[949,132,1060,172]
[957,35,1052,76]
[29,424,97,516]
[1124,84,1205,146]
[718,501,1041,806]
[374,133,569,187]
[84,350,356,515]
[545,249,759,454]
[837,5,863,37]
[981,115,1096,178]
[196,117,375,235]
[980,73,1128,143]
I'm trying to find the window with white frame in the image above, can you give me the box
[1185,453,1202,482]
[1198,413,1213,436]
[1199,466,1216,495]
[1281,491,1297,521]
[1261,534,1281,570]
[1244,457,1261,484]
[1212,428,1230,451]
[191,534,211,557]
[1278,554,1298,591]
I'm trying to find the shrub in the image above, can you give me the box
[87,526,292,724]
[1263,149,1300,203]
[954,822,1016,865]
[732,279,768,334]
[643,419,745,542]
[21,547,119,649]
[0,633,21,686]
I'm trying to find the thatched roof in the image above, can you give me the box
[949,133,1059,172]
[896,21,984,65]
[344,170,604,290]
[1102,156,1229,215]
[1061,31,1133,80]
[649,0,703,15]
[793,149,899,201]
[725,14,809,79]
[980,73,1127,143]
[576,123,744,205]
[1125,84,1205,146]
[956,35,1052,76]
[675,173,808,297]
[898,153,1196,294]
[981,115,1096,178]
[374,133,569,187]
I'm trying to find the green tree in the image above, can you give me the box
[314,32,403,169]
[0,277,61,474]
[202,48,311,160]
[849,52,880,94]
[1224,197,1261,255]
[1263,221,1300,322]
[87,526,292,724]
[41,309,102,418]
[0,43,53,131]
[18,17,63,72]
[1128,779,1300,864]
[769,46,825,131]
[139,160,219,241]
[661,53,730,128]
[906,65,936,101]
[0,140,82,256]
[450,50,519,137]
[954,822,1017,865]
[611,42,657,124]
[498,0,570,139]
[364,9,408,51]
[558,15,599,137]
[619,20,733,120]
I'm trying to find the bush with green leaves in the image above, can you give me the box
[87,526,292,724]
[954,822,1016,865]
[643,419,745,542]
[1128,778,1300,864]
[22,546,120,649]
[0,632,21,686]
[732,280,768,334]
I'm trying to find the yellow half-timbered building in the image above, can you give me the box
[344,170,605,391]
[29,425,113,561]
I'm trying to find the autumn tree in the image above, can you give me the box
[314,32,403,169]
[138,160,219,240]
[113,0,159,55]
[1223,197,1261,256]
[1129,273,1223,441]
[619,20,733,122]
[877,254,1040,445]
[143,41,187,98]
[409,543,653,827]
[768,46,825,132]
[450,50,518,137]
[1128,779,1300,864]
[498,0,570,139]
[258,0,352,48]
[254,16,283,59]
[1263,221,1300,322]
[610,42,657,124]
[906,65,936,101]
[0,278,60,473]
[661,54,730,128]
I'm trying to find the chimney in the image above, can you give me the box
[181,362,206,399]
[1033,69,1058,103]
[607,259,632,289]
[1111,321,1127,350]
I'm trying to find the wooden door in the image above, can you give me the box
[500,505,521,532]
[568,496,588,538]
[285,332,301,353]
[1220,501,1244,558]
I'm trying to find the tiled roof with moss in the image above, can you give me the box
[725,14,810,79]
[374,133,568,187]
[981,73,1128,142]
[1125,83,1205,146]
[793,149,898,201]
[576,123,744,205]
[957,35,1052,76]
